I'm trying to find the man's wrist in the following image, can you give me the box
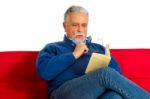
[72,52,78,59]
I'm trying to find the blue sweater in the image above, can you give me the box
[36,35,122,95]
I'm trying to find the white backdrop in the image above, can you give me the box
[0,0,150,51]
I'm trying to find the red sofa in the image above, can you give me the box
[0,49,150,99]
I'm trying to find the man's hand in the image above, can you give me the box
[73,43,89,59]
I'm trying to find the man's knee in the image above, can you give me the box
[95,67,120,77]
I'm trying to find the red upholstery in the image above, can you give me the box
[111,49,150,92]
[0,49,150,99]
[0,51,48,99]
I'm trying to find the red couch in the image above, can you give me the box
[0,49,150,99]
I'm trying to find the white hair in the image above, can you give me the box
[64,5,89,21]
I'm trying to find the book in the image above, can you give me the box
[85,44,111,73]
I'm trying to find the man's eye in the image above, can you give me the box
[72,24,78,27]
[82,24,87,27]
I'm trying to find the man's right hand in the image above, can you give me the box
[73,43,89,59]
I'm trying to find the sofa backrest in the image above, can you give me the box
[111,49,150,92]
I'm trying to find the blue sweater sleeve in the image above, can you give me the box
[36,44,76,80]
[108,55,122,74]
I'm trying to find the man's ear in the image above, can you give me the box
[63,22,67,32]
[63,22,66,29]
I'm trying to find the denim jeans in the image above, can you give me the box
[50,67,150,99]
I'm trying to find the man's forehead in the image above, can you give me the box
[66,12,88,19]
[65,13,88,23]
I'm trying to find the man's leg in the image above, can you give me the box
[90,67,150,99]
[50,73,106,99]
[51,67,150,99]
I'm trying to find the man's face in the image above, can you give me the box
[63,12,88,43]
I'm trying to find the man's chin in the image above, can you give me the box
[74,38,86,44]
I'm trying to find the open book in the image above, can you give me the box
[85,44,111,73]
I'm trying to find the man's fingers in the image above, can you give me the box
[84,47,89,54]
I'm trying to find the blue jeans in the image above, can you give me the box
[50,67,150,99]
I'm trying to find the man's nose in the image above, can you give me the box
[77,25,83,32]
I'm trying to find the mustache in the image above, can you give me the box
[74,32,84,36]
[71,33,85,39]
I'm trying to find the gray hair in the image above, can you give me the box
[64,5,89,21]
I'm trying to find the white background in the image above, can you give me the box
[0,0,150,51]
